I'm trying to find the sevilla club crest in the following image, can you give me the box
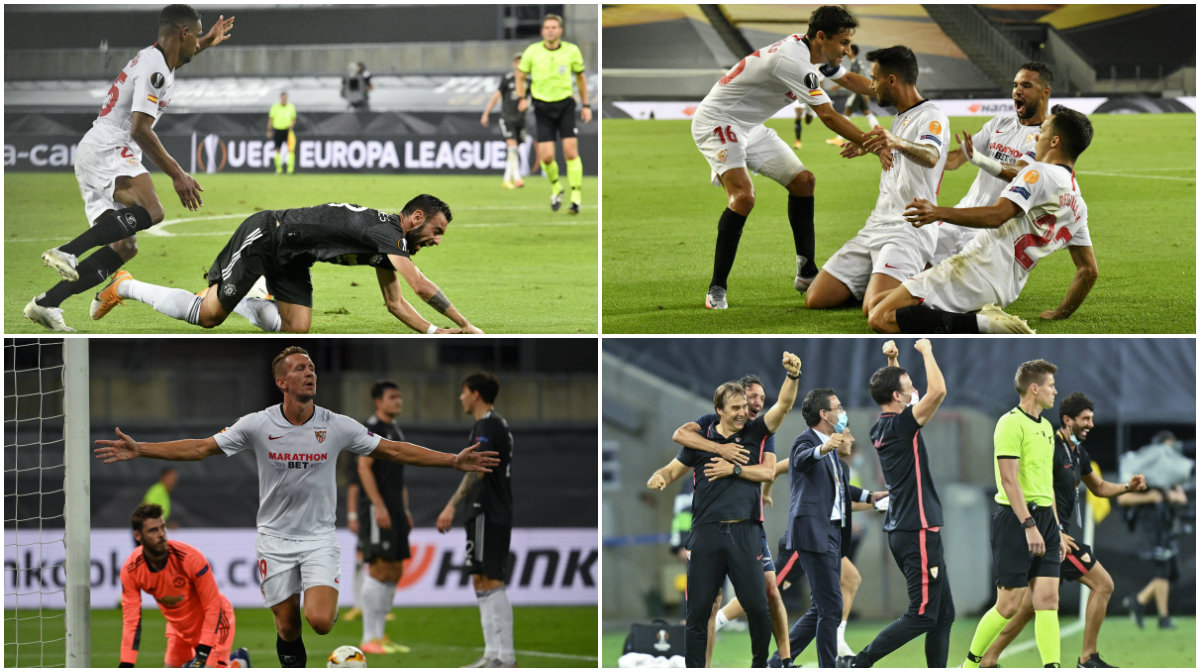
[315,430,327,443]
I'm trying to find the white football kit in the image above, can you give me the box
[933,114,1041,264]
[822,100,950,297]
[214,404,381,606]
[903,162,1091,312]
[74,44,175,224]
[692,34,847,186]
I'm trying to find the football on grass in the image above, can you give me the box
[327,645,367,668]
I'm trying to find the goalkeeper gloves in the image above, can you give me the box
[184,644,212,668]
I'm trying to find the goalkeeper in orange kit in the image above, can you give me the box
[119,503,251,668]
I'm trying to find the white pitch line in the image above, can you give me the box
[375,641,596,662]
[1077,170,1195,182]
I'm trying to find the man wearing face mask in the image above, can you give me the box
[777,386,856,668]
[980,393,1146,668]
[836,339,952,667]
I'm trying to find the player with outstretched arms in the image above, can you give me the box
[932,63,1053,265]
[89,195,485,334]
[25,5,234,333]
[96,346,499,668]
[120,503,250,668]
[692,5,883,310]
[804,45,950,316]
[866,105,1096,334]
[437,372,516,668]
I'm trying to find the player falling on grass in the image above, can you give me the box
[24,4,234,333]
[437,372,516,668]
[121,503,251,668]
[89,194,485,334]
[866,105,1097,334]
[356,380,414,656]
[96,346,500,669]
[804,45,950,315]
[691,5,882,310]
[931,63,1052,266]
[979,392,1147,668]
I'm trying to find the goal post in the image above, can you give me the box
[63,338,90,667]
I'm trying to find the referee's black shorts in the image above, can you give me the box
[271,127,290,149]
[1061,540,1098,582]
[465,513,512,582]
[532,97,578,142]
[206,212,313,311]
[991,504,1061,589]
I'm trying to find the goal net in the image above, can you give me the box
[4,339,90,667]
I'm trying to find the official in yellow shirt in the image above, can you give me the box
[268,91,297,174]
[516,14,590,214]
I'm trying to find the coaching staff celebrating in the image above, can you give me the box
[781,385,856,668]
[671,352,802,667]
[515,13,591,214]
[837,339,953,668]
[962,359,1064,668]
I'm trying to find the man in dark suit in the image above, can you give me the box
[780,388,855,668]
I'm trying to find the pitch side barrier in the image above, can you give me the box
[3,111,598,175]
[4,527,597,608]
[607,95,1197,120]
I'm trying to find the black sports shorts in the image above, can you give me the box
[206,212,313,311]
[359,500,412,564]
[1060,540,1098,582]
[532,97,577,143]
[272,128,290,149]
[465,513,512,582]
[991,504,1061,589]
[499,115,526,143]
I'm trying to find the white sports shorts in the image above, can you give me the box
[930,222,980,266]
[256,533,342,607]
[692,117,805,187]
[73,138,148,224]
[902,253,1005,313]
[822,218,936,300]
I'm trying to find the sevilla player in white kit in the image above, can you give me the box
[96,346,500,668]
[805,46,950,315]
[691,5,880,310]
[25,5,233,333]
[933,63,1054,265]
[867,105,1097,334]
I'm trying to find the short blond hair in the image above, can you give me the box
[272,346,311,379]
[543,13,563,28]
[1015,359,1056,395]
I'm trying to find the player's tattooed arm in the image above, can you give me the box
[426,290,452,314]
[389,257,483,333]
[376,266,461,334]
[437,472,481,532]
[861,127,940,167]
[1040,245,1097,320]
[904,197,1021,230]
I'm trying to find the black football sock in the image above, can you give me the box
[788,195,817,276]
[794,120,803,142]
[710,208,747,289]
[895,304,980,333]
[59,205,152,257]
[276,634,306,668]
[36,247,125,308]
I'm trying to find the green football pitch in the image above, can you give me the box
[603,615,1196,667]
[602,114,1196,334]
[6,605,597,667]
[5,173,597,334]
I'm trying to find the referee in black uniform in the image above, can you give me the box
[356,380,413,653]
[671,352,801,667]
[838,339,954,667]
[437,372,515,667]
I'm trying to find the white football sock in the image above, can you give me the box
[361,574,396,643]
[233,297,281,332]
[477,586,514,664]
[977,314,991,333]
[506,150,520,182]
[476,589,498,660]
[837,619,848,646]
[867,113,881,128]
[119,279,202,325]
[715,608,730,631]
